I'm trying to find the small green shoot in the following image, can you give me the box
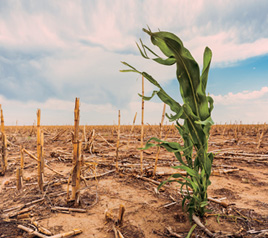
[186,224,197,238]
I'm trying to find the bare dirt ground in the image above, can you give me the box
[0,125,267,238]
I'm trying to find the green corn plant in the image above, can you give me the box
[121,28,214,219]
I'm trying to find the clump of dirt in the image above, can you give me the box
[173,213,187,223]
[0,219,23,238]
[213,188,241,200]
[116,223,145,238]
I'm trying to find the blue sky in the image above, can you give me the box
[0,0,267,125]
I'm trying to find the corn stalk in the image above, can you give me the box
[140,76,145,175]
[126,112,137,149]
[121,28,214,219]
[0,104,4,134]
[71,98,81,205]
[37,109,44,191]
[1,133,7,175]
[0,105,7,175]
[153,103,166,177]
[115,110,121,172]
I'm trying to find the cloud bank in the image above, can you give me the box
[212,87,268,124]
[0,0,267,125]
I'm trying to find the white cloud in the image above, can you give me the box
[212,87,268,105]
[0,11,65,50]
[212,87,268,124]
[0,95,170,125]
[82,1,138,51]
[188,33,268,66]
[1,0,267,61]
[30,44,176,103]
[2,85,267,126]
[1,86,268,125]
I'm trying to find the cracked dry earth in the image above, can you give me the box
[0,125,267,237]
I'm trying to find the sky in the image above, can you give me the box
[0,0,268,125]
